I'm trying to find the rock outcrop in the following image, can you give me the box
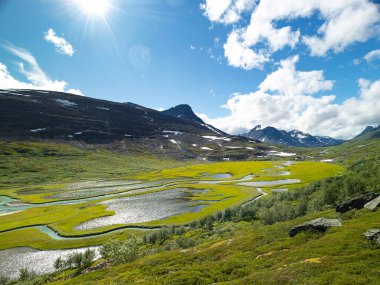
[364,196,380,211]
[336,193,379,213]
[364,229,380,244]
[289,218,342,237]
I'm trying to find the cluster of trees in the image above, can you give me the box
[54,249,96,272]
[100,236,139,265]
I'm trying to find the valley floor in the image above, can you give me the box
[0,139,378,284]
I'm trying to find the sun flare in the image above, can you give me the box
[75,0,111,17]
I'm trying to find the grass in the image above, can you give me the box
[0,140,186,201]
[48,208,380,285]
[0,156,343,250]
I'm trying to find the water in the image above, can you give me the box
[238,179,301,187]
[272,188,289,193]
[198,174,254,185]
[0,183,179,216]
[0,246,100,280]
[0,196,32,216]
[205,173,232,179]
[76,188,207,231]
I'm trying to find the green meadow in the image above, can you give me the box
[0,141,343,251]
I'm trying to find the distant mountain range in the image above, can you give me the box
[240,125,345,147]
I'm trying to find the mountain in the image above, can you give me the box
[0,89,221,143]
[161,104,205,124]
[0,89,267,160]
[240,125,345,147]
[354,125,380,140]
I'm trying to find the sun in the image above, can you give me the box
[74,0,111,18]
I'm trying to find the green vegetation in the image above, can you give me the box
[54,249,96,272]
[0,139,378,284]
[0,141,186,202]
[0,149,342,251]
[38,158,379,284]
[100,236,139,265]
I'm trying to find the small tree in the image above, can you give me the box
[19,268,35,281]
[0,276,8,285]
[101,236,139,265]
[54,257,65,271]
[82,249,96,268]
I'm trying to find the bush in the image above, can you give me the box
[101,236,139,265]
[176,236,197,249]
[143,228,171,245]
[54,249,96,271]
[54,257,65,271]
[19,268,35,281]
[0,276,8,285]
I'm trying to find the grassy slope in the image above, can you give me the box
[51,209,380,285]
[0,140,186,190]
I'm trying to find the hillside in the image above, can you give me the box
[0,89,270,160]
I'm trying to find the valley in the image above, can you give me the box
[0,90,378,284]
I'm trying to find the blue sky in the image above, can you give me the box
[0,0,379,138]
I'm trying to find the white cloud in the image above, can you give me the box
[199,56,380,139]
[201,0,380,69]
[200,0,255,24]
[44,29,75,56]
[364,49,380,63]
[0,43,82,95]
[224,30,270,70]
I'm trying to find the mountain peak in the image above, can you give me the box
[161,104,205,124]
[241,125,344,147]
[354,125,380,139]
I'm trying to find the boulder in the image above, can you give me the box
[364,229,380,244]
[289,218,341,237]
[336,192,379,213]
[364,196,380,211]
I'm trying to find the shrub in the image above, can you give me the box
[54,257,65,271]
[0,276,8,285]
[19,268,35,281]
[101,236,139,265]
[176,236,197,249]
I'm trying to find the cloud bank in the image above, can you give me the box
[0,43,82,95]
[201,0,380,69]
[198,56,380,139]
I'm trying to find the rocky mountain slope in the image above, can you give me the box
[353,125,380,140]
[0,89,267,160]
[240,125,345,147]
[161,104,205,124]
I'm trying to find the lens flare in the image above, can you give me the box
[75,0,111,17]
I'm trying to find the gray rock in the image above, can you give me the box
[289,218,342,237]
[336,192,379,213]
[364,229,380,244]
[364,196,380,211]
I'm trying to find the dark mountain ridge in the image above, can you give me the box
[0,89,219,143]
[161,104,205,124]
[0,89,266,160]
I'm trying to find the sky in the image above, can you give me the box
[0,0,379,139]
